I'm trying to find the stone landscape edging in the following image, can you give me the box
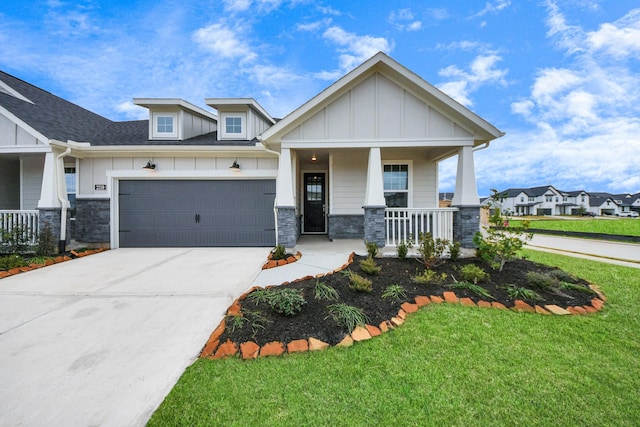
[200,252,607,361]
[262,251,303,269]
[0,248,109,280]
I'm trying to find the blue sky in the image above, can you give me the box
[1,0,639,196]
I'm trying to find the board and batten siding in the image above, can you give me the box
[77,156,278,196]
[21,156,44,209]
[282,72,474,142]
[330,151,368,215]
[0,114,46,146]
[182,111,217,140]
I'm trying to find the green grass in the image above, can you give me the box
[511,218,640,236]
[149,251,640,426]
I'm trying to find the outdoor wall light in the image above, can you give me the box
[230,159,241,170]
[142,160,156,170]
[311,153,317,162]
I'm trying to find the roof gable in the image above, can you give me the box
[259,52,503,146]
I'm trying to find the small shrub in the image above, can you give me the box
[247,288,273,306]
[447,281,495,300]
[502,284,542,301]
[326,303,368,333]
[412,269,447,285]
[449,241,461,261]
[314,280,340,301]
[396,241,409,260]
[526,271,557,289]
[267,288,306,316]
[549,269,578,283]
[0,223,32,254]
[0,254,27,271]
[348,271,373,292]
[225,311,271,338]
[271,245,287,261]
[359,256,381,275]
[417,232,448,268]
[365,241,378,258]
[457,264,489,284]
[27,256,51,265]
[382,284,407,302]
[36,223,55,257]
[225,314,249,333]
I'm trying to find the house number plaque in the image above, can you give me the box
[95,184,107,191]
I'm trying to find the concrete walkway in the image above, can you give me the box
[527,234,640,268]
[0,247,270,427]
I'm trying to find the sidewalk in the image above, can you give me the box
[527,234,640,269]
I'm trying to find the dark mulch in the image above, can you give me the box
[219,256,597,347]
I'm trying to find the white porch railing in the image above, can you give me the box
[385,208,457,247]
[0,210,39,247]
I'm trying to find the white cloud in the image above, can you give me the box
[437,54,508,106]
[193,22,257,63]
[222,0,282,12]
[586,9,640,58]
[427,8,450,21]
[472,0,511,18]
[320,26,393,76]
[116,101,147,120]
[388,9,422,32]
[296,19,332,32]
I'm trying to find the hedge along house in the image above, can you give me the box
[0,52,503,251]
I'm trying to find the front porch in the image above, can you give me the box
[0,210,39,251]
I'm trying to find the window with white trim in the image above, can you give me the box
[152,112,178,138]
[225,117,242,134]
[383,164,409,208]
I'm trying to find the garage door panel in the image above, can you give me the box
[119,180,276,247]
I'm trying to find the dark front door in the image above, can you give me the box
[303,173,326,233]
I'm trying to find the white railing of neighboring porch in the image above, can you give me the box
[0,210,39,246]
[385,208,457,247]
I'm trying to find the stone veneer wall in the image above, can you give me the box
[363,206,386,248]
[38,208,70,252]
[328,215,364,240]
[453,205,481,248]
[75,198,110,243]
[276,207,298,248]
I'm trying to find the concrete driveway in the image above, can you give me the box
[0,247,269,426]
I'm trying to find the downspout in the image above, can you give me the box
[260,142,281,246]
[55,147,72,253]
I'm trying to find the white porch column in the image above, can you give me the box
[37,150,61,208]
[363,147,386,207]
[276,148,295,207]
[451,146,479,206]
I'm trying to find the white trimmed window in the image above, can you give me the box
[152,113,178,138]
[383,163,410,208]
[221,113,247,139]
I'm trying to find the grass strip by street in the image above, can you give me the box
[511,218,640,236]
[149,250,640,426]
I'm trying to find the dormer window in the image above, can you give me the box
[157,116,173,133]
[226,117,242,134]
[220,112,247,139]
[152,112,178,139]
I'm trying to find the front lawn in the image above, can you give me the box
[512,218,640,236]
[149,251,640,426]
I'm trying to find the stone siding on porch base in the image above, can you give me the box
[363,206,386,248]
[276,207,298,248]
[328,214,364,240]
[453,205,481,249]
[75,198,110,243]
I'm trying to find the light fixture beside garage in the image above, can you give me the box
[311,153,317,162]
[229,159,241,170]
[142,160,156,170]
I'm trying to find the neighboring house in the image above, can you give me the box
[493,185,639,217]
[0,52,504,251]
[496,185,567,216]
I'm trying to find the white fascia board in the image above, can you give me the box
[0,146,51,154]
[0,105,50,143]
[49,141,274,158]
[133,98,218,121]
[0,80,34,104]
[205,98,275,125]
[281,138,474,150]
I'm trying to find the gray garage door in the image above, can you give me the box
[118,180,276,247]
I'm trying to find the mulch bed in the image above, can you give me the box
[204,255,604,359]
